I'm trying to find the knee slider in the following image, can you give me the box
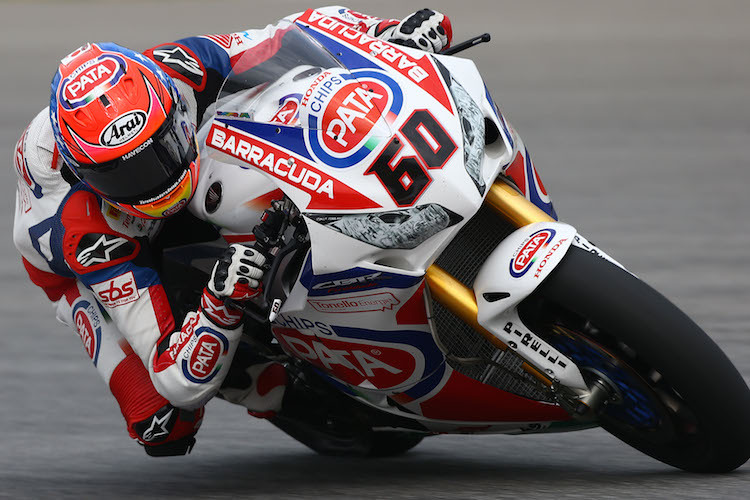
[132,404,204,457]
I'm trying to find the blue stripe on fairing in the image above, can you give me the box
[524,147,558,220]
[484,85,514,150]
[214,118,314,161]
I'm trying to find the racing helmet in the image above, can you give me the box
[50,42,199,219]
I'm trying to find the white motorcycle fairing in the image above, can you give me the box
[195,11,596,432]
[164,9,750,474]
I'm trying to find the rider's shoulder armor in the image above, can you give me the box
[144,35,239,127]
[59,189,143,276]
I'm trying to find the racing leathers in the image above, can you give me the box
[12,6,453,456]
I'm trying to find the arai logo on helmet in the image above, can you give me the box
[510,228,557,278]
[60,54,127,110]
[100,110,147,147]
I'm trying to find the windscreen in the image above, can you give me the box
[215,21,360,130]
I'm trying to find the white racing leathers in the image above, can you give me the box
[12,6,423,449]
[15,105,245,406]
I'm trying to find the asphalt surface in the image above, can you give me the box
[1,1,749,498]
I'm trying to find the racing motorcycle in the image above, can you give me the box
[166,9,750,472]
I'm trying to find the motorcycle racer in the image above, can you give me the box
[12,7,453,457]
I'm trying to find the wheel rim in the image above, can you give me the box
[523,303,704,451]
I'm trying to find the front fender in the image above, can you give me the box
[473,222,587,390]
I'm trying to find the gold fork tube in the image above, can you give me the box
[484,181,555,226]
[424,179,557,386]
[424,264,498,345]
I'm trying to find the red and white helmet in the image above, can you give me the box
[50,42,199,219]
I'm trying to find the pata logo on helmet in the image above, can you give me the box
[60,54,127,110]
[99,110,148,147]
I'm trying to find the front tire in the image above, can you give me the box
[523,246,750,472]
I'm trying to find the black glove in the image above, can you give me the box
[388,9,453,53]
[207,244,266,302]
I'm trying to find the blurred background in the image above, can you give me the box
[1,1,749,498]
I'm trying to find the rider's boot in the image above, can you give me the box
[218,342,287,416]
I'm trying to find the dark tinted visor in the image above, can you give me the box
[74,103,197,205]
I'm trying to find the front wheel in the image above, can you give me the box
[521,246,750,472]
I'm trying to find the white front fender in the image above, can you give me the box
[473,222,588,390]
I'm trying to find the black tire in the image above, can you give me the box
[367,431,425,457]
[523,246,750,472]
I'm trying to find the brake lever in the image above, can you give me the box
[440,33,491,56]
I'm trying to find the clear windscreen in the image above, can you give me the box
[215,21,362,130]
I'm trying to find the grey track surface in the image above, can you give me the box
[1,1,749,498]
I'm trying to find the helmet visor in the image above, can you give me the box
[73,102,197,205]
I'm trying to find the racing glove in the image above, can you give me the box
[386,9,453,53]
[200,244,266,328]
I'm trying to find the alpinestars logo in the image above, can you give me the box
[142,408,174,442]
[200,292,242,327]
[76,234,130,267]
[151,45,204,87]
